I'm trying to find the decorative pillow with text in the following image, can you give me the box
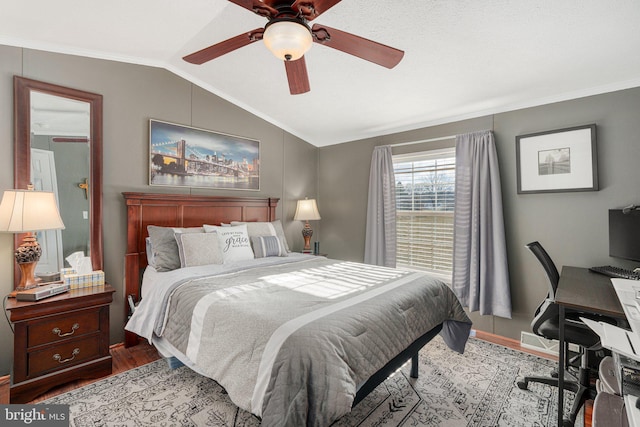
[205,224,254,263]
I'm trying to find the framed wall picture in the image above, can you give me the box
[149,119,260,190]
[516,124,598,194]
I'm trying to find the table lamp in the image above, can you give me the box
[0,188,65,291]
[293,198,321,252]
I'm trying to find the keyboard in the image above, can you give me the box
[589,265,640,280]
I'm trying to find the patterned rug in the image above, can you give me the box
[43,337,580,426]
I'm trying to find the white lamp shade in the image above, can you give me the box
[263,20,312,61]
[294,198,321,221]
[0,190,65,232]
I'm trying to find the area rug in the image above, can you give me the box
[43,337,579,426]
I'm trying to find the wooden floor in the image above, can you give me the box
[27,331,592,426]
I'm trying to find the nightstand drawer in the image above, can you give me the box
[28,335,101,378]
[27,308,100,348]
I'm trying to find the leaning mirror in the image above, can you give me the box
[13,76,103,287]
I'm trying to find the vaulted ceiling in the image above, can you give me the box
[2,1,640,146]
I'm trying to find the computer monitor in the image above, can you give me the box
[609,208,640,262]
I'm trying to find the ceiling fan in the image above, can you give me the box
[183,0,404,95]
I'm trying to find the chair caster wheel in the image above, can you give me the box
[562,419,574,427]
[517,380,528,390]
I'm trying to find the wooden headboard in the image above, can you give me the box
[123,192,279,347]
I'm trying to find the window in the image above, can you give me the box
[393,148,456,277]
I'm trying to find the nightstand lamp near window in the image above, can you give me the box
[0,188,65,292]
[294,198,321,253]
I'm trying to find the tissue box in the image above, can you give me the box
[60,268,77,277]
[62,270,105,289]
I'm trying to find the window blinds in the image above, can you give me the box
[393,149,456,275]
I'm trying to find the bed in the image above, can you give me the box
[122,192,472,426]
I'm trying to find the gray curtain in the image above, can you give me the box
[452,131,512,318]
[364,145,397,267]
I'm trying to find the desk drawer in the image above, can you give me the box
[27,309,100,348]
[27,335,101,378]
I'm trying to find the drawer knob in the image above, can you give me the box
[53,348,80,364]
[52,323,80,337]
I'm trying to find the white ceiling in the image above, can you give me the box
[2,1,640,147]
[30,91,90,137]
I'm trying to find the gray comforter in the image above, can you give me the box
[131,256,472,426]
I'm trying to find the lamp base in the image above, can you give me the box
[17,261,40,291]
[14,232,42,293]
[8,261,40,298]
[302,221,313,252]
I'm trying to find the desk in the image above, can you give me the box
[555,266,626,427]
[611,278,640,426]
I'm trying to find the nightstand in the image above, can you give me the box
[5,284,115,403]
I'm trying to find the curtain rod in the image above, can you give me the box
[389,135,456,147]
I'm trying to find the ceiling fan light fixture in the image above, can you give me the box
[263,20,312,61]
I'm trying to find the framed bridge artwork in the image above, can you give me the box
[149,119,260,190]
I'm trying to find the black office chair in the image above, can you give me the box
[517,241,604,427]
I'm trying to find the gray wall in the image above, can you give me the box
[0,46,318,375]
[2,42,640,378]
[493,89,640,338]
[319,89,640,340]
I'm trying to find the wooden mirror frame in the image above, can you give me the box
[13,76,103,288]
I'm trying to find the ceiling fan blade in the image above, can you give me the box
[311,24,404,69]
[292,0,342,21]
[227,0,279,18]
[183,28,264,64]
[284,57,310,95]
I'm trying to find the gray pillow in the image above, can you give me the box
[147,225,203,272]
[230,220,291,252]
[251,235,287,258]
[176,232,223,267]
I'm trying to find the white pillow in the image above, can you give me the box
[145,237,156,267]
[175,232,223,267]
[205,224,254,263]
